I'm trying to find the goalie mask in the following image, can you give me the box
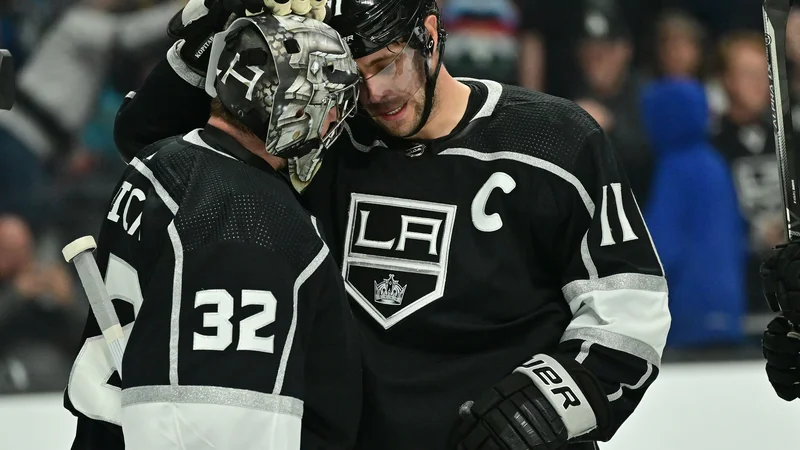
[206,14,359,184]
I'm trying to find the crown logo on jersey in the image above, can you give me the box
[374,274,407,306]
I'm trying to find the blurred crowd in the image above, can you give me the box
[0,0,794,393]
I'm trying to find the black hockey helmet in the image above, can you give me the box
[329,0,441,59]
[205,14,360,181]
[328,0,447,138]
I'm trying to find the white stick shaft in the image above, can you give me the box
[71,251,126,377]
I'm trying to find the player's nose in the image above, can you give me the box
[359,77,388,104]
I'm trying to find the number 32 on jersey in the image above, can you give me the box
[68,255,278,425]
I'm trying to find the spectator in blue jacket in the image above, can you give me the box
[641,78,746,348]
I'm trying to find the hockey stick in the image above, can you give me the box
[763,0,800,338]
[62,236,127,377]
[764,0,799,239]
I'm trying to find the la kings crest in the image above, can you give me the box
[342,193,457,329]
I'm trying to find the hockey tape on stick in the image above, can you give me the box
[63,236,127,377]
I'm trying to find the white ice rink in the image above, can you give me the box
[1,360,798,450]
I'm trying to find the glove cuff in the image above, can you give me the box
[514,354,609,440]
[167,40,207,89]
[551,354,612,441]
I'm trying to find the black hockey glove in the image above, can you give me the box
[761,241,800,324]
[448,355,610,450]
[763,315,800,401]
[167,0,264,74]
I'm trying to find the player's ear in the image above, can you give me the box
[423,14,439,54]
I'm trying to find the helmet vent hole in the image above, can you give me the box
[295,109,305,118]
[284,38,301,54]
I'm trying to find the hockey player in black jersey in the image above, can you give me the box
[760,242,800,402]
[64,10,362,450]
[113,1,672,449]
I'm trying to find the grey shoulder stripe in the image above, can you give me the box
[122,385,303,417]
[561,327,661,368]
[129,157,179,215]
[439,148,598,278]
[562,273,668,303]
[454,78,503,120]
[438,148,595,216]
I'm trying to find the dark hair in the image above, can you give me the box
[210,97,255,136]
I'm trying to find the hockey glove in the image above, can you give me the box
[763,315,800,401]
[761,241,800,323]
[448,354,610,450]
[167,0,264,76]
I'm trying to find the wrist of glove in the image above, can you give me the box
[763,315,800,402]
[168,0,262,75]
[760,241,800,324]
[449,354,610,450]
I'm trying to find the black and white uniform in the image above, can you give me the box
[114,60,670,450]
[303,79,670,449]
[65,124,361,450]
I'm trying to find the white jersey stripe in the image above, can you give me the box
[273,242,330,394]
[130,157,179,215]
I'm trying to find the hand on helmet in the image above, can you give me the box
[167,0,327,79]
[168,0,264,75]
[263,0,328,21]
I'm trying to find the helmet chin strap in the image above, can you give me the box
[401,32,446,139]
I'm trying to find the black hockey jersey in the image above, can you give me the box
[113,60,670,450]
[64,125,361,450]
[302,79,671,450]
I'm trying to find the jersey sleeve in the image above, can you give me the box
[554,128,670,441]
[114,53,211,162]
[117,235,345,450]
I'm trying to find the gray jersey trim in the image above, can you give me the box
[130,157,179,215]
[561,327,661,368]
[606,363,654,402]
[438,148,597,277]
[453,78,503,121]
[343,122,387,153]
[166,221,184,385]
[272,241,330,394]
[122,385,303,417]
[562,273,668,303]
[182,128,239,161]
